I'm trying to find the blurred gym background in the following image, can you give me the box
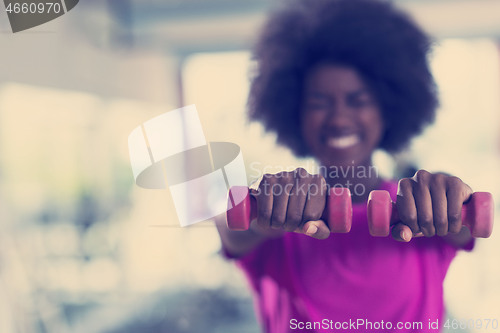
[0,0,499,332]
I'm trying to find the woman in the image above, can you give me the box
[217,1,474,331]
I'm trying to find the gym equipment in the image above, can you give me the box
[367,190,494,238]
[226,186,352,233]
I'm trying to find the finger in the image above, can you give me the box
[295,220,330,239]
[270,182,292,229]
[302,178,327,226]
[391,223,413,242]
[446,177,473,234]
[256,176,274,229]
[284,182,307,232]
[396,178,419,233]
[413,174,435,237]
[430,178,448,236]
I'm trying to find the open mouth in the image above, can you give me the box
[326,134,360,149]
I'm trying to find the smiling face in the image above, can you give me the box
[301,64,385,168]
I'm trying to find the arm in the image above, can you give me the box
[215,214,284,258]
[215,168,332,258]
[216,212,331,258]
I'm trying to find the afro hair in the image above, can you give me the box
[248,0,438,156]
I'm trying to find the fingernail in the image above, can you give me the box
[400,230,408,242]
[306,225,318,236]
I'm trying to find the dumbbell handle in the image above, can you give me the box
[226,186,352,232]
[368,191,494,238]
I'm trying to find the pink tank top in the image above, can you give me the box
[226,180,472,332]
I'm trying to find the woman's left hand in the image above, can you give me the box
[392,170,473,242]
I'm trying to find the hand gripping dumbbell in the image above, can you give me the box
[367,191,494,238]
[226,186,353,232]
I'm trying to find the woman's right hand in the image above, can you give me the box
[251,168,331,239]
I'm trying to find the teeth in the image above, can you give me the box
[327,135,359,149]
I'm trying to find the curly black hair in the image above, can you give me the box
[248,0,438,156]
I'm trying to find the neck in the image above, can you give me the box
[320,161,381,203]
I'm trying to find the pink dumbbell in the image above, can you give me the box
[226,186,352,233]
[367,190,494,238]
